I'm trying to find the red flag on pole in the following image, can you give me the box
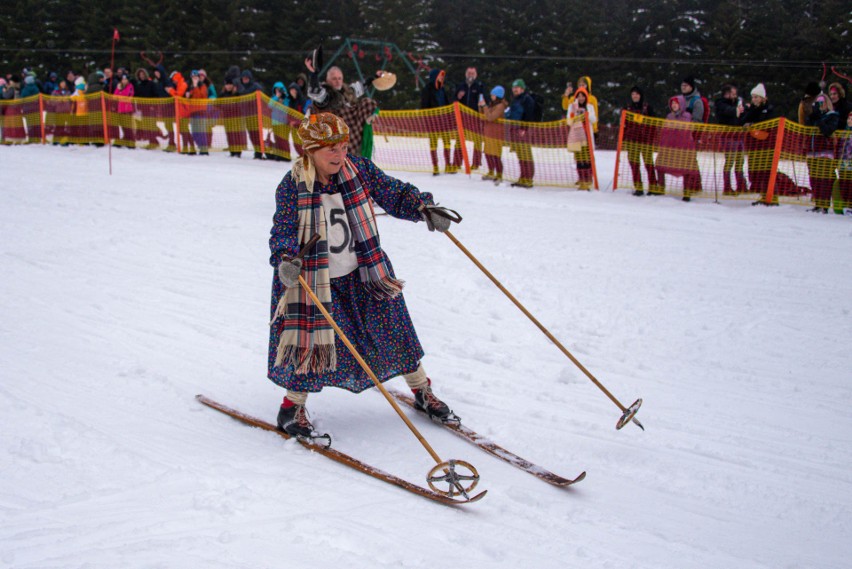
[113,28,120,42]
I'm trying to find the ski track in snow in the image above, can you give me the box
[1,145,851,568]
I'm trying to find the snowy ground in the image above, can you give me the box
[1,145,851,568]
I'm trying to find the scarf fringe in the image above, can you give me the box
[276,343,337,374]
[365,276,405,300]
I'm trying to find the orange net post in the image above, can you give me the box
[453,102,471,175]
[763,118,786,205]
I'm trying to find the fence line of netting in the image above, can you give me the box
[371,104,598,188]
[2,95,598,189]
[614,111,852,208]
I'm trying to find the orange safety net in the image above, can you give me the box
[614,112,849,207]
[371,103,598,189]
[1,95,43,144]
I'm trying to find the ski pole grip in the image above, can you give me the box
[296,233,321,260]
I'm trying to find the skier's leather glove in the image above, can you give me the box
[418,204,462,233]
[278,258,303,288]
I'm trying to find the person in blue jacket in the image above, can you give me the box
[507,79,536,187]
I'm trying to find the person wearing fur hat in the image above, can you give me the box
[740,83,778,204]
[655,95,702,201]
[566,86,596,190]
[623,86,658,196]
[420,68,458,174]
[268,112,462,440]
[799,82,840,212]
[479,85,509,184]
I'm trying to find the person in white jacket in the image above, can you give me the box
[566,86,596,189]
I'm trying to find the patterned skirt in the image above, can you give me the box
[267,261,424,393]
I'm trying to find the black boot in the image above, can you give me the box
[277,403,314,437]
[413,381,457,423]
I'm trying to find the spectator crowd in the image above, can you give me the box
[2,59,851,213]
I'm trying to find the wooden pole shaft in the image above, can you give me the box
[296,275,445,464]
[444,230,628,412]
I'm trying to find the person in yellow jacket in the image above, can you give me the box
[562,76,599,134]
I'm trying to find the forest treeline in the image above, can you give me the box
[1,0,849,122]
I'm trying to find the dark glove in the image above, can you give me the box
[418,204,462,233]
[278,258,303,288]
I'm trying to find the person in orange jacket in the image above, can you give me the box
[166,71,195,153]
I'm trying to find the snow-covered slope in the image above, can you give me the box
[1,145,850,568]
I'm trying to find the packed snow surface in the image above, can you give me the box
[1,145,851,568]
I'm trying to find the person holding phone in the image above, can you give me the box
[455,67,487,170]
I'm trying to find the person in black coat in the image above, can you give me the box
[454,67,487,170]
[714,84,747,194]
[239,69,265,158]
[421,68,457,174]
[741,83,778,204]
[624,86,658,195]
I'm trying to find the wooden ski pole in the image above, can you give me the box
[443,230,644,431]
[289,234,483,499]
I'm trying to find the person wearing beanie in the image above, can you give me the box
[680,76,706,123]
[740,83,778,204]
[420,68,457,174]
[267,112,463,440]
[623,86,659,195]
[507,78,536,187]
[479,85,509,184]
[714,84,748,195]
[20,74,40,98]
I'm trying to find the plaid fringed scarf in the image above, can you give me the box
[272,156,403,374]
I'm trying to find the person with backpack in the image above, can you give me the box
[680,76,708,124]
[799,82,840,212]
[507,78,536,188]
